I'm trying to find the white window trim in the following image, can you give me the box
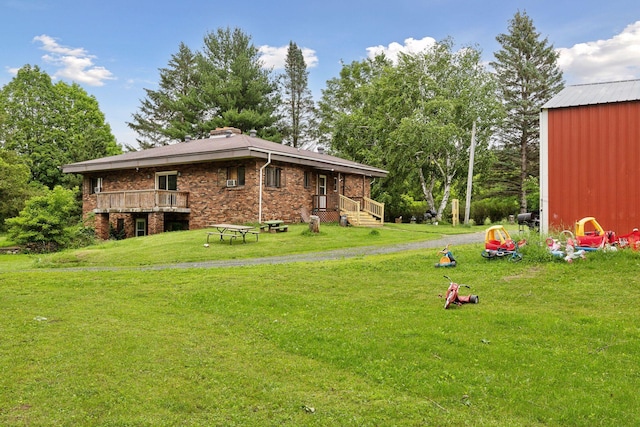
[155,171,178,190]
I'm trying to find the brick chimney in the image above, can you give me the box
[210,127,242,137]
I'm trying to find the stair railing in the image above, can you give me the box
[339,195,384,225]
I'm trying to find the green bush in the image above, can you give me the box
[5,186,81,252]
[471,197,519,224]
[385,194,428,222]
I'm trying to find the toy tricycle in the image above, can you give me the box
[442,276,479,309]
[435,244,456,267]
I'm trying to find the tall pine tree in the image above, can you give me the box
[281,41,316,148]
[491,10,564,213]
[129,28,281,147]
[198,27,280,138]
[128,43,202,148]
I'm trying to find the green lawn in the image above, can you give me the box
[1,225,638,426]
[1,223,472,271]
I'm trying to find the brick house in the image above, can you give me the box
[63,128,388,239]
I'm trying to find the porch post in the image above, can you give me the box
[149,212,164,234]
[95,213,110,240]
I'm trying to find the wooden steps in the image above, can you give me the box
[342,211,383,227]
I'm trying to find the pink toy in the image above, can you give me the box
[442,276,479,309]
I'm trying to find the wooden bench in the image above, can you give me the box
[246,230,260,241]
[273,225,288,233]
[207,231,238,245]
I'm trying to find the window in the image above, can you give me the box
[90,177,103,194]
[304,171,311,188]
[156,171,178,190]
[227,166,245,186]
[265,167,282,188]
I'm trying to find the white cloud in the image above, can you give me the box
[258,44,319,70]
[366,36,437,63]
[32,34,115,86]
[557,21,640,84]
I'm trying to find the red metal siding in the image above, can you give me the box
[547,101,640,234]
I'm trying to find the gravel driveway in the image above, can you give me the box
[144,231,486,270]
[27,231,485,272]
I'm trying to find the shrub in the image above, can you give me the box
[5,186,80,252]
[471,197,519,224]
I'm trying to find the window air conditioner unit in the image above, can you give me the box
[226,179,237,187]
[94,187,102,193]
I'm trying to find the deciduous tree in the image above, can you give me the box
[319,41,501,220]
[0,149,39,230]
[0,65,120,188]
[387,41,502,218]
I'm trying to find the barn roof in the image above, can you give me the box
[542,79,640,109]
[62,131,388,177]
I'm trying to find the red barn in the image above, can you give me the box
[540,79,640,235]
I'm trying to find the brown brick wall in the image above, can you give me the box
[80,159,371,235]
[343,174,371,199]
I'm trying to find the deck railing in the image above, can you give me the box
[96,190,189,211]
[339,195,360,213]
[312,194,340,211]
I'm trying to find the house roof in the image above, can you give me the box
[542,79,640,109]
[62,133,388,177]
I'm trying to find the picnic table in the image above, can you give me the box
[207,224,259,245]
[260,220,288,233]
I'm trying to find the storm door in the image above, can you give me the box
[318,174,327,210]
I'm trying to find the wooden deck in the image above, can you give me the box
[95,190,190,213]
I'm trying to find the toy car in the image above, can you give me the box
[484,225,519,251]
[481,225,525,261]
[574,217,616,248]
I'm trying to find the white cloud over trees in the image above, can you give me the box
[32,34,115,86]
[366,36,437,63]
[557,21,640,84]
[259,45,319,70]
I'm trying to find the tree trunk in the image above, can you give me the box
[520,133,528,213]
[418,166,436,212]
[309,215,320,233]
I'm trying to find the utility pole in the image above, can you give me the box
[464,121,477,225]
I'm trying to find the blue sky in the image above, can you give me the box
[2,0,640,148]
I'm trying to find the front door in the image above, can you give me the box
[135,217,147,237]
[318,174,327,210]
